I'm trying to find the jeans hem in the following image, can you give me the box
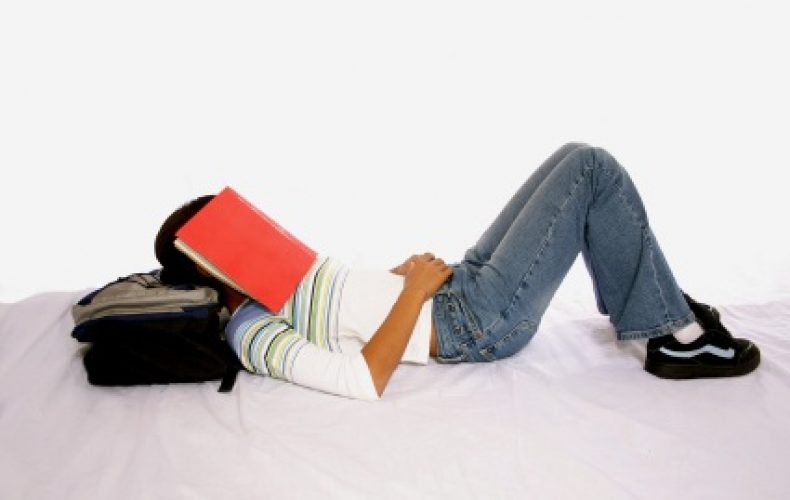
[615,311,697,341]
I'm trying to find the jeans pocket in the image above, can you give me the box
[478,319,538,361]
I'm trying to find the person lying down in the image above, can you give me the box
[154,143,760,402]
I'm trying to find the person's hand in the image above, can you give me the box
[389,254,421,276]
[402,252,453,300]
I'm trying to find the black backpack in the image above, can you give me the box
[71,270,242,392]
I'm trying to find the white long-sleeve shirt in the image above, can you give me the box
[224,255,434,401]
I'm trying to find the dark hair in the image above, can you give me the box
[154,194,216,285]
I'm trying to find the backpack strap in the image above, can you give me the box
[218,358,243,393]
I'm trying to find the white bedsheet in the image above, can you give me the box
[1,288,789,499]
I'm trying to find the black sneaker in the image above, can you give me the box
[643,291,760,379]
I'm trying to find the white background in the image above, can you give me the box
[2,0,788,309]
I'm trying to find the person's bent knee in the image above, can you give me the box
[563,141,590,150]
[555,141,590,158]
[563,144,622,175]
[551,144,597,178]
[588,146,627,176]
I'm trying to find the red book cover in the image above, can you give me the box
[174,186,317,312]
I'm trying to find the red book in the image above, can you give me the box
[174,186,317,312]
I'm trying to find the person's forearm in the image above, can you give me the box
[360,286,427,397]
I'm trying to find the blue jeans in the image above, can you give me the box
[432,143,697,363]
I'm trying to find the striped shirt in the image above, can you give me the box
[225,255,381,401]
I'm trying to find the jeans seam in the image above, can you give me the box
[646,228,672,326]
[501,163,592,321]
[435,289,481,363]
[615,187,643,226]
[599,154,675,335]
[480,318,537,360]
[606,165,674,328]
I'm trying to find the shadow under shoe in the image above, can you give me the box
[644,291,760,379]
